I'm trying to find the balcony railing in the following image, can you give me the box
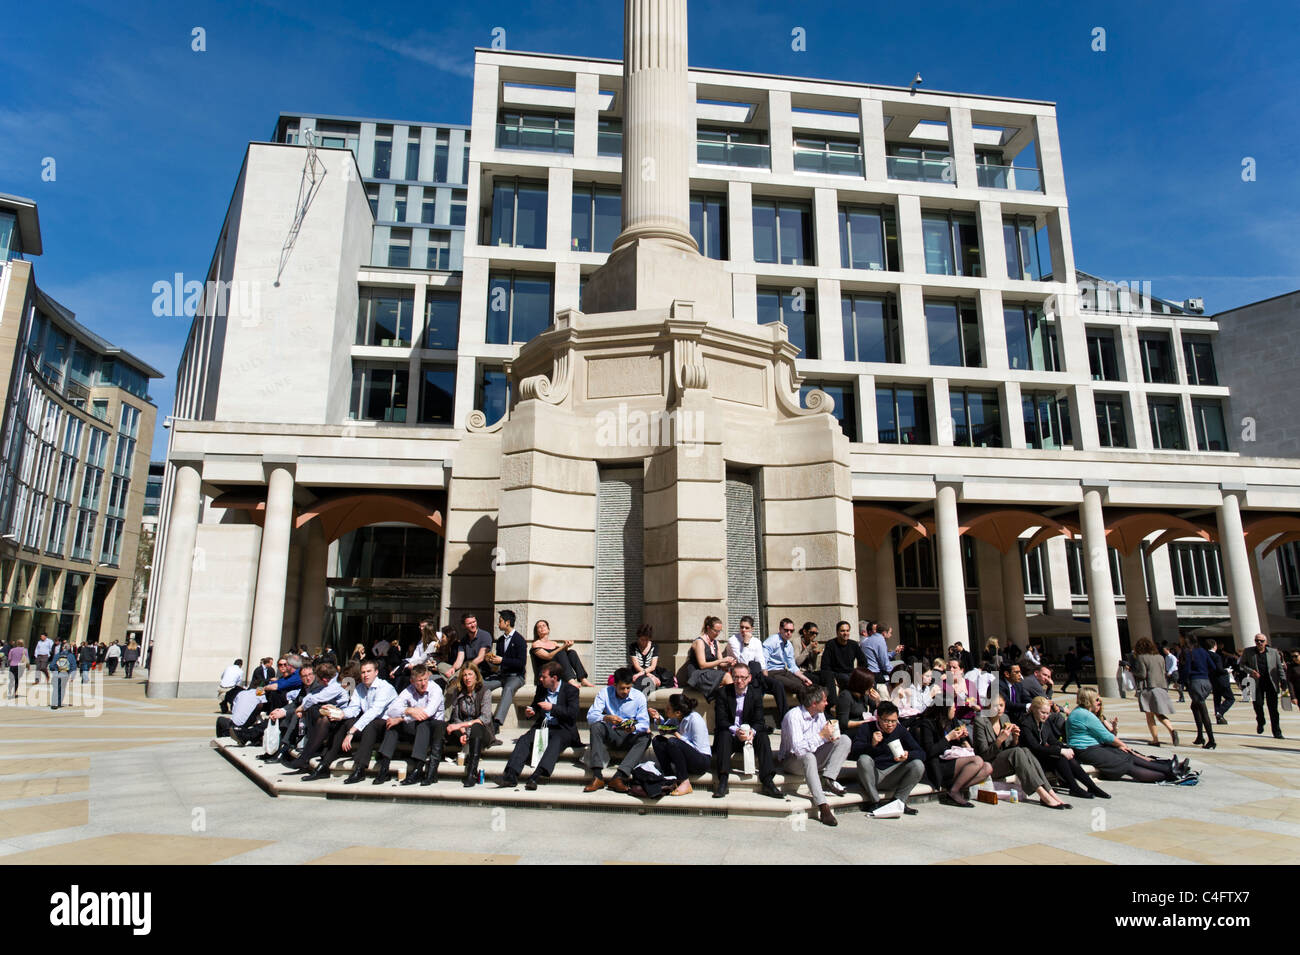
[977,162,1043,192]
[886,155,953,184]
[696,140,770,169]
[597,130,622,157]
[793,147,864,177]
[495,122,574,155]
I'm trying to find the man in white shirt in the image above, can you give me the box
[373,664,446,786]
[311,657,398,783]
[34,633,54,684]
[778,683,852,827]
[730,615,787,716]
[218,658,245,713]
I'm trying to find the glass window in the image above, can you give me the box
[1193,399,1228,451]
[842,295,900,363]
[1148,397,1187,450]
[1139,334,1176,384]
[1095,395,1130,448]
[1183,335,1218,386]
[689,193,728,261]
[876,385,930,445]
[598,117,622,157]
[757,288,818,359]
[434,141,449,182]
[1021,542,1045,596]
[421,199,436,224]
[350,363,409,422]
[1170,542,1226,597]
[366,186,379,218]
[406,140,421,180]
[426,231,451,271]
[1003,304,1056,372]
[424,294,460,349]
[387,229,411,268]
[950,389,1002,447]
[372,127,392,178]
[1087,329,1121,380]
[922,211,981,276]
[838,205,899,271]
[571,183,621,253]
[800,381,856,440]
[886,143,952,183]
[925,300,982,367]
[697,126,770,168]
[357,289,415,346]
[490,179,548,249]
[478,368,511,425]
[392,186,407,222]
[497,111,575,154]
[486,272,553,345]
[752,200,813,266]
[792,135,863,176]
[450,192,467,226]
[1002,216,1051,280]
[417,364,455,425]
[1023,391,1072,450]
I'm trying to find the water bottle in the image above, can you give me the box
[478,768,485,785]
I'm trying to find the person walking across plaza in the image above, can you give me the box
[1239,633,1287,739]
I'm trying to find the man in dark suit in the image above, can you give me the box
[1019,664,1053,705]
[1240,633,1287,739]
[500,662,581,790]
[249,657,277,689]
[998,662,1029,723]
[712,664,782,799]
[484,609,528,735]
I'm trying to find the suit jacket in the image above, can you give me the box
[998,678,1029,716]
[493,630,527,679]
[249,665,275,688]
[1019,674,1049,701]
[527,682,580,732]
[1239,646,1287,690]
[712,684,770,739]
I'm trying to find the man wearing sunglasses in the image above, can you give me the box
[1239,633,1286,739]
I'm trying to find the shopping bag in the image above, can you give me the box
[262,719,280,755]
[530,725,548,767]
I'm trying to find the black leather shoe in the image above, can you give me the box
[902,806,919,816]
[759,780,784,800]
[372,761,394,786]
[712,783,728,799]
[343,770,366,785]
[1275,732,1286,740]
[401,762,425,786]
[304,766,331,782]
[420,759,439,787]
[525,776,540,791]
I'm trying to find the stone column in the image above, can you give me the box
[1121,549,1153,644]
[875,541,899,630]
[1217,486,1261,651]
[1080,484,1121,697]
[248,461,296,665]
[146,460,202,698]
[296,522,329,650]
[934,481,968,647]
[613,0,695,254]
[1000,546,1029,646]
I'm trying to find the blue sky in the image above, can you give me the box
[2,0,1298,458]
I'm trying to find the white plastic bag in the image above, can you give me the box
[530,725,548,767]
[262,719,281,755]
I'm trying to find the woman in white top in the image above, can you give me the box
[891,669,936,717]
[651,694,712,796]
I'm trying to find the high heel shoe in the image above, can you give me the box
[1202,740,1217,750]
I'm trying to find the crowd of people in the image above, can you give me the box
[3,632,141,708]
[216,612,1300,827]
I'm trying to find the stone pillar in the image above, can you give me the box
[248,461,296,665]
[1122,549,1153,644]
[934,481,968,647]
[613,0,695,254]
[146,460,202,698]
[875,541,899,630]
[1217,487,1261,651]
[1000,546,1029,646]
[1080,484,1121,697]
[296,522,329,650]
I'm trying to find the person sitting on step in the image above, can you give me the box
[500,661,582,790]
[320,657,396,783]
[432,663,493,788]
[583,667,651,794]
[651,693,712,797]
[372,664,445,786]
[711,663,782,799]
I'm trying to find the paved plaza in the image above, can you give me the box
[2,672,1299,865]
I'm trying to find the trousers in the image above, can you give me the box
[781,735,851,806]
[856,757,925,805]
[505,723,581,780]
[585,722,650,778]
[484,673,525,726]
[713,728,776,783]
[652,735,710,781]
[378,718,445,762]
[323,718,385,771]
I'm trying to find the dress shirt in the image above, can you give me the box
[1165,653,1178,677]
[343,678,398,733]
[35,637,53,657]
[385,682,446,722]
[231,689,261,725]
[727,634,765,667]
[586,686,649,732]
[219,664,244,688]
[860,633,892,675]
[729,690,749,736]
[678,711,711,756]
[779,705,828,760]
[763,635,797,672]
[298,677,348,710]
[542,685,561,725]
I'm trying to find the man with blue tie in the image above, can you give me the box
[500,662,581,789]
[583,667,650,793]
